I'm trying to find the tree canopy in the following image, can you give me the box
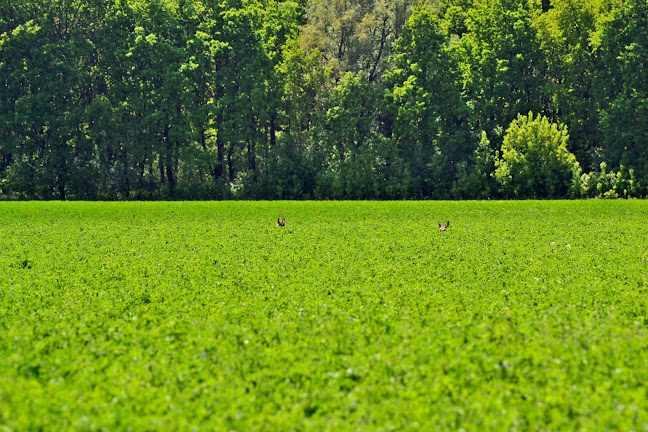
[1,0,647,199]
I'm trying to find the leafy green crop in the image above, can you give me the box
[1,201,648,430]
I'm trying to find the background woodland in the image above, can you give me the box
[1,0,647,200]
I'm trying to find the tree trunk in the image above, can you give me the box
[57,174,66,200]
[214,114,225,180]
[164,126,176,193]
[159,153,165,184]
[227,143,235,182]
[122,148,130,198]
[247,139,256,176]
[269,112,277,149]
[166,161,176,191]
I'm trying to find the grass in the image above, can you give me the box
[1,200,648,430]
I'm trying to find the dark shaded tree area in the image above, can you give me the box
[1,0,646,200]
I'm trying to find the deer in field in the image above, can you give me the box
[437,221,450,232]
[277,217,286,227]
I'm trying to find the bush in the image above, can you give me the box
[580,163,644,198]
[495,112,581,198]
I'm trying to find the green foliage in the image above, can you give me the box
[0,12,95,199]
[533,0,601,166]
[452,131,498,199]
[580,162,644,199]
[3,201,648,429]
[495,112,581,198]
[593,0,648,183]
[1,0,648,200]
[385,3,471,198]
[321,72,378,198]
[301,0,417,81]
[451,0,548,141]
[268,39,330,199]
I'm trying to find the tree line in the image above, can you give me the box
[1,0,646,200]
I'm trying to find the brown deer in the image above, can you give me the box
[277,217,286,227]
[437,221,450,232]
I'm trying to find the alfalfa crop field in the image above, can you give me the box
[1,200,648,431]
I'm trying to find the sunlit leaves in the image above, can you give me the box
[495,112,581,198]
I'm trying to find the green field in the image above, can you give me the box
[2,201,648,430]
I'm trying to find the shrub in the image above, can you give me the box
[580,163,644,198]
[495,112,581,198]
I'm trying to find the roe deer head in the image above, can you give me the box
[437,221,450,232]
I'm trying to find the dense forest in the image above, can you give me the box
[1,0,646,200]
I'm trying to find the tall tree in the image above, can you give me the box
[0,1,104,199]
[271,39,330,198]
[301,0,418,82]
[385,3,471,198]
[451,0,548,142]
[593,0,648,183]
[534,0,601,170]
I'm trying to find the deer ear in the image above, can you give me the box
[446,221,450,228]
[437,221,441,228]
